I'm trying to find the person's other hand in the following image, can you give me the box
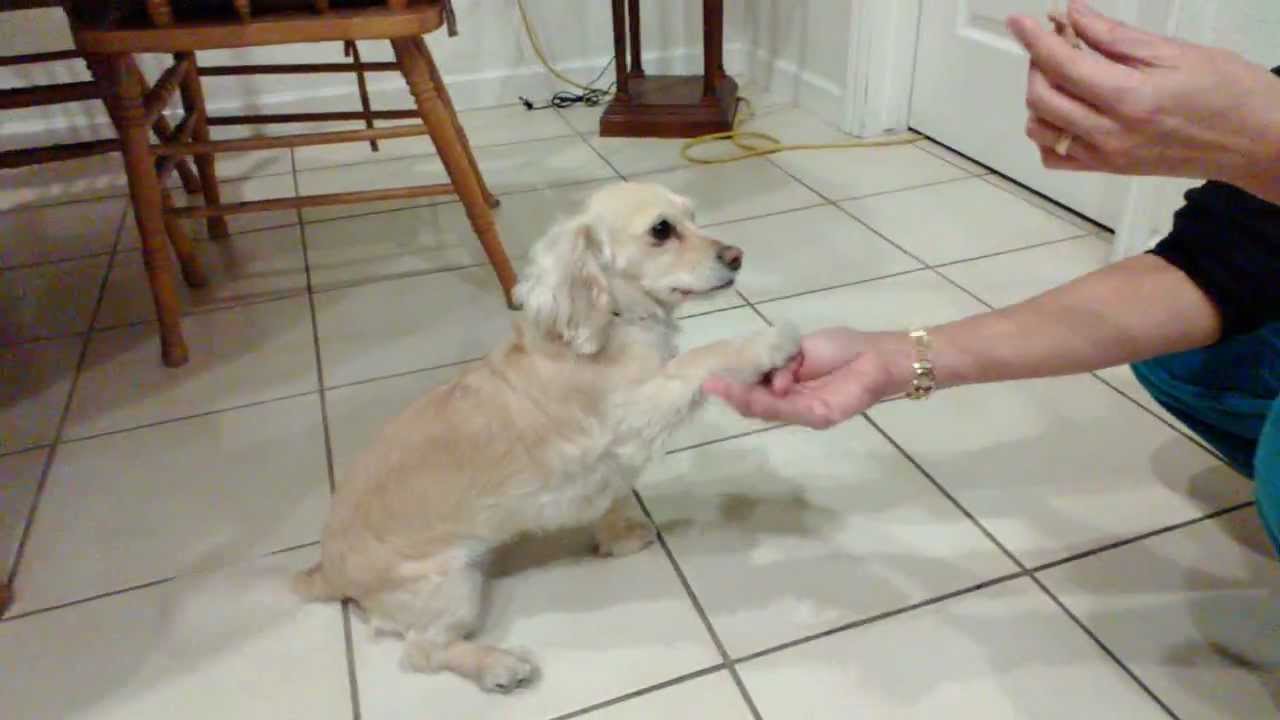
[1007,0,1280,188]
[703,327,911,429]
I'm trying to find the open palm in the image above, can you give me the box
[704,327,903,429]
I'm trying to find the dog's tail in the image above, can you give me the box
[292,562,343,602]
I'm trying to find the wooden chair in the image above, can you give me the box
[63,0,517,367]
[0,8,209,618]
[0,47,208,289]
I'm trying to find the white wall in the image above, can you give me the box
[1,1,758,148]
[738,0,853,126]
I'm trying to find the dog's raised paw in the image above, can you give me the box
[480,650,538,694]
[755,322,801,373]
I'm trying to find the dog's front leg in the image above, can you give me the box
[616,323,799,442]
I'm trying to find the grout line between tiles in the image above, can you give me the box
[293,130,580,177]
[55,389,320,446]
[0,539,322,625]
[0,249,115,273]
[1029,502,1256,576]
[292,153,363,720]
[3,204,125,619]
[862,416,1025,570]
[860,413,1183,718]
[1090,370,1228,464]
[977,172,1110,235]
[1,574,178,624]
[545,664,727,720]
[733,571,1028,667]
[632,491,766,720]
[297,174,613,232]
[1026,572,1182,719]
[916,133,993,176]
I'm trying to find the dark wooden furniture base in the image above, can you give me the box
[600,0,737,139]
[600,75,738,139]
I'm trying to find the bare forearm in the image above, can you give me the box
[926,254,1221,388]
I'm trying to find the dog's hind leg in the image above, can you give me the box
[392,562,538,693]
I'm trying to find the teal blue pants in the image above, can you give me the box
[1132,323,1280,554]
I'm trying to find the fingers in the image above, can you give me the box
[768,355,802,395]
[704,363,876,430]
[1026,65,1116,141]
[1025,115,1102,170]
[1006,13,1134,112]
[703,377,826,427]
[1068,0,1177,67]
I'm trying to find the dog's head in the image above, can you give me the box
[515,182,743,355]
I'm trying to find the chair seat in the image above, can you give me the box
[72,2,444,53]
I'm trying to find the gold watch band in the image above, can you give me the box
[905,329,936,400]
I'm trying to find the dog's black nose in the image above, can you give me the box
[718,245,743,271]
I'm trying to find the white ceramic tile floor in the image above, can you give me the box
[0,103,1264,720]
[296,136,616,222]
[97,225,309,328]
[843,176,1085,266]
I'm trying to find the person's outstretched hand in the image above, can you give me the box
[703,327,911,429]
[1008,0,1280,197]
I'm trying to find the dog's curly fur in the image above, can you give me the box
[294,182,798,692]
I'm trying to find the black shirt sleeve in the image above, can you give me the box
[1147,65,1280,339]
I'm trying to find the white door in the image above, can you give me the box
[909,1,1182,232]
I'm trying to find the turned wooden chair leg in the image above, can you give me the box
[394,37,517,307]
[175,52,230,241]
[162,189,208,288]
[422,45,498,209]
[124,56,202,195]
[93,54,190,367]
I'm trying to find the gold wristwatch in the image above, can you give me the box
[905,329,936,400]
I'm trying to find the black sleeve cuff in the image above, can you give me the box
[1149,182,1280,339]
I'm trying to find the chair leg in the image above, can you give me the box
[124,56,202,195]
[162,189,208,288]
[91,54,189,367]
[421,45,498,209]
[175,52,230,241]
[393,37,517,307]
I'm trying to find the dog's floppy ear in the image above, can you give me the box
[514,216,613,355]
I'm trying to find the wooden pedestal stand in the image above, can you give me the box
[599,0,738,138]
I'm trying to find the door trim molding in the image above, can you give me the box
[840,0,921,137]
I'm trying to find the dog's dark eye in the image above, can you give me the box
[650,219,675,243]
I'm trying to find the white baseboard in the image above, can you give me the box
[742,48,845,128]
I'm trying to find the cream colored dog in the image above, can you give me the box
[294,182,798,692]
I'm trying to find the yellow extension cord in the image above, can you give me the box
[514,0,923,165]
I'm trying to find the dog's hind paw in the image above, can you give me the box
[479,650,538,694]
[594,516,657,558]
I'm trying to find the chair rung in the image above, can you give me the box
[200,62,400,76]
[206,110,421,126]
[0,81,100,110]
[153,124,429,156]
[144,55,194,126]
[166,184,456,219]
[0,50,81,68]
[0,139,119,170]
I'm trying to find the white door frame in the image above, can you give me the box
[839,0,1215,261]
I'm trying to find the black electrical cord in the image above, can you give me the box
[519,57,615,112]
